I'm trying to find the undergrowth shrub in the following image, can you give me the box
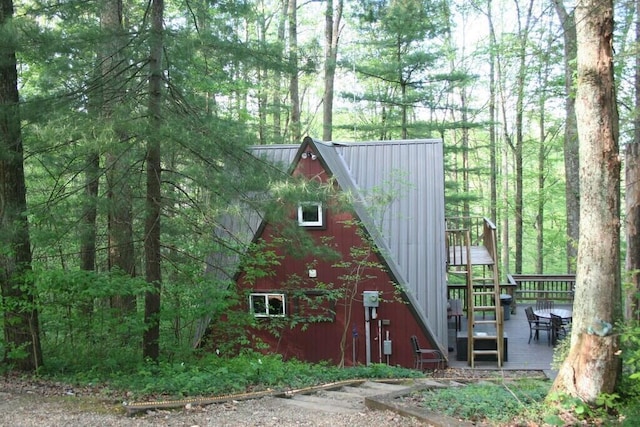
[617,317,640,425]
[31,267,253,377]
[56,352,421,399]
[418,379,550,424]
[36,269,148,374]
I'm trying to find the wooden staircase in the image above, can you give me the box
[446,217,503,368]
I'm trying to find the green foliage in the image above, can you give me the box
[2,342,30,370]
[551,333,571,370]
[39,351,420,399]
[615,317,640,425]
[545,390,632,426]
[547,391,593,420]
[620,319,640,381]
[596,392,620,411]
[419,379,550,424]
[34,269,149,374]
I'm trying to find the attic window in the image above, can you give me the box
[250,293,286,317]
[298,202,324,228]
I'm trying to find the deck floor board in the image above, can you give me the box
[446,304,570,371]
[448,245,494,266]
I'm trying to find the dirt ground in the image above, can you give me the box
[0,369,548,426]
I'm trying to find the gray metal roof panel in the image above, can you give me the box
[198,139,447,352]
[305,138,447,351]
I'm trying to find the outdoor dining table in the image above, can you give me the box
[533,308,572,345]
[533,308,572,322]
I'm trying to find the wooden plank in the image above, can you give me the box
[448,245,494,266]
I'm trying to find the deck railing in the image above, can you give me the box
[445,216,502,310]
[445,216,497,266]
[447,283,516,311]
[507,273,576,312]
[445,216,496,245]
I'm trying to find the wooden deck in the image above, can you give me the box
[445,303,570,372]
[447,245,494,267]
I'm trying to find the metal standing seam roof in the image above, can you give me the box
[308,138,447,353]
[197,138,448,353]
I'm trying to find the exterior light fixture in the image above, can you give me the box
[301,151,317,160]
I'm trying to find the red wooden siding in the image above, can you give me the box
[233,144,438,369]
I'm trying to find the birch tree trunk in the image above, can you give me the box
[551,0,621,402]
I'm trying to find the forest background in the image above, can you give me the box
[0,0,638,375]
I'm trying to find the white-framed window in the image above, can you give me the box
[249,293,286,317]
[297,202,324,227]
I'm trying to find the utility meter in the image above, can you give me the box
[363,290,380,308]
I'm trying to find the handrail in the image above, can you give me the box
[507,273,576,313]
[445,217,497,266]
[482,218,497,265]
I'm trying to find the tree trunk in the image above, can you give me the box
[553,0,580,274]
[257,8,268,145]
[626,144,640,321]
[487,0,497,224]
[624,0,640,322]
[143,0,164,362]
[501,138,510,278]
[322,0,342,142]
[288,0,300,142]
[101,0,136,313]
[80,152,99,272]
[536,33,552,274]
[0,0,43,371]
[496,25,511,276]
[513,0,534,274]
[552,334,619,400]
[273,0,287,142]
[461,88,470,216]
[536,88,545,274]
[551,0,621,402]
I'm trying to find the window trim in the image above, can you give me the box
[249,293,286,317]
[297,202,324,228]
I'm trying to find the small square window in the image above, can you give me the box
[250,293,286,317]
[298,203,324,227]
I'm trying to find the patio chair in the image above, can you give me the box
[525,306,552,345]
[550,313,569,345]
[447,299,463,331]
[410,335,445,371]
[536,299,554,311]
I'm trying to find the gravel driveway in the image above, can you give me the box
[2,369,544,426]
[0,378,430,426]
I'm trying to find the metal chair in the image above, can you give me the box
[550,313,569,345]
[536,299,554,311]
[410,335,445,371]
[525,306,552,345]
[447,299,463,331]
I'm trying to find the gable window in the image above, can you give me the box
[250,293,286,317]
[297,202,324,227]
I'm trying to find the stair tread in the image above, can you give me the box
[472,334,498,339]
[473,350,498,356]
[473,321,498,326]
